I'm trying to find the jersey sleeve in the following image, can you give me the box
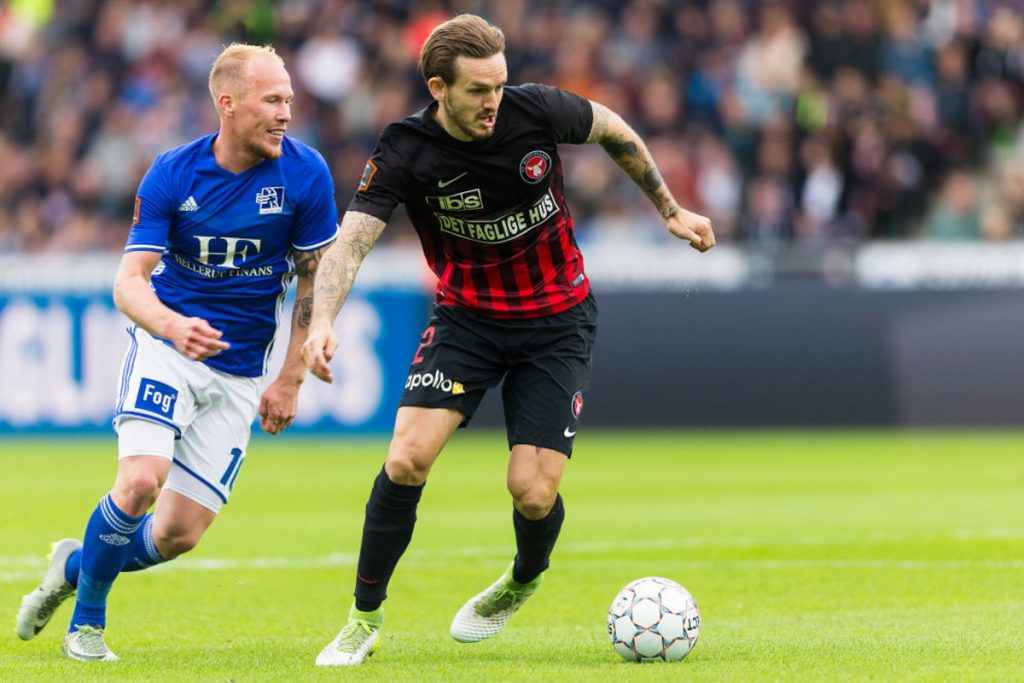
[346,126,408,222]
[124,160,176,253]
[520,83,594,145]
[292,150,340,251]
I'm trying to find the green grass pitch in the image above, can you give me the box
[1,431,1020,681]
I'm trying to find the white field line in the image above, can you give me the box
[2,529,1022,584]
[3,526,1019,570]
[3,558,1022,585]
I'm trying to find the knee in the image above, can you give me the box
[384,454,430,485]
[153,527,201,560]
[510,483,559,520]
[386,433,437,485]
[113,472,161,516]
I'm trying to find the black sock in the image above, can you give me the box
[353,465,424,611]
[512,494,565,584]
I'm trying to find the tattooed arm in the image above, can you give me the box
[587,101,715,251]
[302,211,387,383]
[259,244,333,434]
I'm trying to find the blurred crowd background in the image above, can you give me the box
[2,0,1024,254]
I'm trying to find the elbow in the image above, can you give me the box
[112,271,134,314]
[112,282,127,314]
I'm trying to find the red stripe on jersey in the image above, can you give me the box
[457,259,480,310]
[438,260,455,302]
[482,244,511,315]
[534,222,559,305]
[427,164,588,318]
[556,213,583,299]
[510,242,540,317]
[432,215,588,318]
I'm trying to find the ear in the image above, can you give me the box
[426,76,446,103]
[217,92,234,117]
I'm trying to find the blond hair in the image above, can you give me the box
[419,14,505,84]
[208,43,284,102]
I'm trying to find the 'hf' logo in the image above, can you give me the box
[256,186,285,214]
[193,236,262,268]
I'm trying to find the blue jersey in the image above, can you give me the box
[125,134,338,377]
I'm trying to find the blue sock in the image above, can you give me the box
[121,514,168,572]
[64,549,81,587]
[69,494,143,632]
[63,513,168,588]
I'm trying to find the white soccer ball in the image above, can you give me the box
[607,576,701,663]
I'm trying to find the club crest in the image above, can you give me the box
[519,150,551,184]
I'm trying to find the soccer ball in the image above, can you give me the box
[607,576,700,662]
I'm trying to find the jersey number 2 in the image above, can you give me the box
[412,326,436,365]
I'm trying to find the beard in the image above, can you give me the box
[443,96,495,141]
[243,132,283,161]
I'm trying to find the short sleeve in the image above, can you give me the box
[292,150,340,251]
[520,84,594,145]
[124,161,175,253]
[347,126,408,222]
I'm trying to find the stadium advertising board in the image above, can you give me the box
[0,291,428,434]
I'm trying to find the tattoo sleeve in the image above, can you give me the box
[585,102,611,144]
[588,101,679,221]
[290,248,323,329]
[312,211,386,322]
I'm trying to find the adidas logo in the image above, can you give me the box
[178,196,199,212]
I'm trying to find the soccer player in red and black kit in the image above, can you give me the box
[303,14,715,666]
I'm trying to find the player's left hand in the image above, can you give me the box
[667,207,715,252]
[259,377,301,435]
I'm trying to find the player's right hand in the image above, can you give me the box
[667,207,715,252]
[169,316,229,361]
[302,322,338,383]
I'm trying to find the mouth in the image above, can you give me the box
[268,128,286,141]
[478,113,496,128]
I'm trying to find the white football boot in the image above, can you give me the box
[16,538,81,640]
[315,605,383,666]
[62,625,120,661]
[450,562,543,643]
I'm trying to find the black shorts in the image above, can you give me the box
[399,293,598,456]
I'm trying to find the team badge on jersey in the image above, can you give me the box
[358,160,378,191]
[256,186,285,215]
[519,150,551,184]
[571,391,584,418]
[131,195,141,226]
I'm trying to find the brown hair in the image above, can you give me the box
[208,43,284,102]
[419,14,505,84]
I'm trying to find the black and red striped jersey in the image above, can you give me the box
[349,84,594,319]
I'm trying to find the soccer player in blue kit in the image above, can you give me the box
[15,44,338,661]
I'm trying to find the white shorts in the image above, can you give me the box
[113,326,261,513]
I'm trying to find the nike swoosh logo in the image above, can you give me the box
[437,172,468,188]
[564,427,577,438]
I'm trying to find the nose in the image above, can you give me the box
[278,102,291,122]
